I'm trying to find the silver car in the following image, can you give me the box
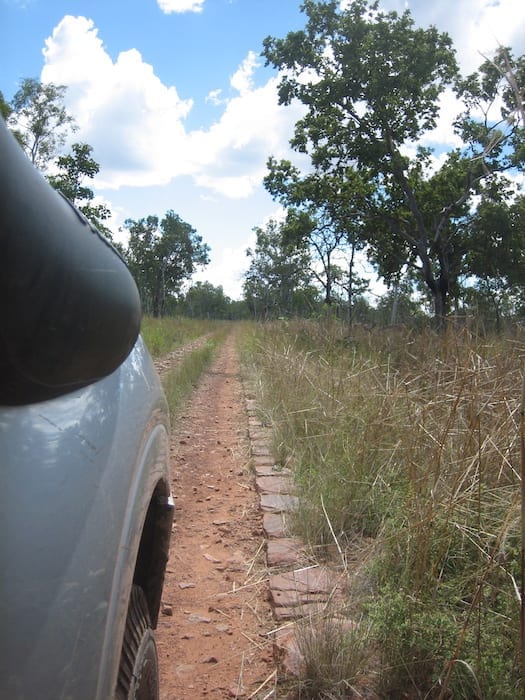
[0,118,173,700]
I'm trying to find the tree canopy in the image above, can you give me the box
[8,78,76,169]
[243,218,319,319]
[265,160,370,318]
[180,282,234,319]
[262,0,525,326]
[125,211,210,317]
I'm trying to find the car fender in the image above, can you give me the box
[96,407,172,700]
[0,338,172,700]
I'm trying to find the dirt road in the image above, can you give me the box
[156,330,276,699]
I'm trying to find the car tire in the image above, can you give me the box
[116,585,160,700]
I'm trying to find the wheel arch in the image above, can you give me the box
[95,415,173,700]
[132,476,174,628]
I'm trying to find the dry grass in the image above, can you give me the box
[243,319,525,697]
[293,610,370,698]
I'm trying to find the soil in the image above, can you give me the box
[155,330,277,700]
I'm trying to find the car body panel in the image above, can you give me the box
[0,337,171,700]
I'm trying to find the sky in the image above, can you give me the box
[1,0,525,300]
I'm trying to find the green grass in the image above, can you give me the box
[242,319,524,697]
[141,315,224,358]
[141,315,230,418]
[162,327,228,416]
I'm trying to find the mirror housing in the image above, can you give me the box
[0,118,141,405]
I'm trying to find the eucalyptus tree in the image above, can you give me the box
[125,211,210,317]
[8,78,76,169]
[262,0,524,326]
[243,218,318,319]
[265,159,370,318]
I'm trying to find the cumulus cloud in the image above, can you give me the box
[40,16,302,196]
[189,76,304,197]
[42,16,193,187]
[157,0,205,14]
[230,51,259,95]
[192,231,257,299]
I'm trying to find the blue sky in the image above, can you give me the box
[2,0,525,299]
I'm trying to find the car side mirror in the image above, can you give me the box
[0,118,141,405]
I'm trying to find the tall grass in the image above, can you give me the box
[243,320,525,697]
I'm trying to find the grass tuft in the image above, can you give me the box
[293,612,370,699]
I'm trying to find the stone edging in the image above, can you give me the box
[243,390,347,681]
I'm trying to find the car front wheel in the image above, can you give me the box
[116,585,159,700]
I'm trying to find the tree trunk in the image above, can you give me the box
[419,243,449,330]
[152,283,161,318]
[390,280,400,325]
[432,286,448,331]
[346,244,356,328]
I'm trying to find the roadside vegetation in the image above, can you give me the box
[243,319,524,698]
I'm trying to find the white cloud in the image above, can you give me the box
[230,50,259,95]
[156,0,205,14]
[40,16,302,198]
[188,76,305,198]
[42,16,193,187]
[192,231,257,299]
[205,88,225,106]
[419,88,464,150]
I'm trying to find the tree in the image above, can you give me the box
[125,211,210,317]
[182,282,232,319]
[8,78,76,169]
[47,142,112,236]
[465,186,525,330]
[283,207,345,308]
[265,159,370,321]
[457,47,525,172]
[262,0,523,327]
[243,219,319,319]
